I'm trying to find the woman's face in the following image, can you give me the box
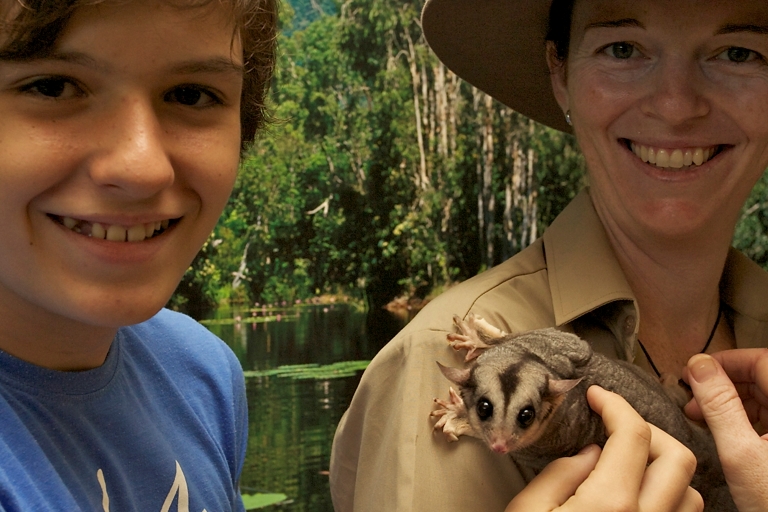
[550,0,768,242]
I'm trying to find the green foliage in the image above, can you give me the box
[733,171,768,267]
[169,0,594,315]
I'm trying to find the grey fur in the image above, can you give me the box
[433,316,735,511]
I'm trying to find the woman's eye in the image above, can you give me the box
[717,47,761,64]
[604,42,638,60]
[20,76,83,99]
[165,86,220,107]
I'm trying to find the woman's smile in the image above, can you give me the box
[626,141,721,169]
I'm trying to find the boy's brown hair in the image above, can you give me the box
[0,0,278,149]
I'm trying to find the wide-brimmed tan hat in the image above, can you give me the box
[421,0,569,132]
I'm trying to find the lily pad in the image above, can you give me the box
[243,360,370,380]
[241,492,288,509]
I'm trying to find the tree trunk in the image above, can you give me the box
[404,28,428,190]
[473,87,485,264]
[482,94,495,268]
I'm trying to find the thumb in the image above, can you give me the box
[687,354,753,442]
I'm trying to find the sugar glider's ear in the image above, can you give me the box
[547,377,583,397]
[436,362,470,386]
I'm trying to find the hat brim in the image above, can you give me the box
[421,0,569,133]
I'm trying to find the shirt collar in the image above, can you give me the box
[722,248,768,320]
[543,188,768,350]
[543,188,636,327]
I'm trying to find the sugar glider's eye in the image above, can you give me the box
[517,406,536,428]
[476,398,493,421]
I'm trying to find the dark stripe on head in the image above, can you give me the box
[499,363,521,409]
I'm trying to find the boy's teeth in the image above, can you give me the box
[630,142,718,169]
[58,217,173,242]
[105,225,125,242]
[92,223,106,239]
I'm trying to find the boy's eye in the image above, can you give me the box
[717,47,762,64]
[604,42,638,60]
[165,86,220,107]
[20,76,83,99]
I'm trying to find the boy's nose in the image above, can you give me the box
[88,96,175,197]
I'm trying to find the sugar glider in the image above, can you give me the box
[431,313,735,511]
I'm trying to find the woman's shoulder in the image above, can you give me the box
[402,237,554,340]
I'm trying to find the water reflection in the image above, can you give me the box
[201,304,405,511]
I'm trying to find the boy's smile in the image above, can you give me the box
[0,0,244,369]
[51,215,179,242]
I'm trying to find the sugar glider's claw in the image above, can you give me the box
[462,313,508,339]
[447,313,506,361]
[446,333,487,362]
[431,386,474,441]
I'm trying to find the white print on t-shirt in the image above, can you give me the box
[96,461,208,512]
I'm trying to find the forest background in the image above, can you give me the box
[170,0,768,317]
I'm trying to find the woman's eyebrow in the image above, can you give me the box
[716,23,768,36]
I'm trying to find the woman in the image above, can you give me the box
[331,0,768,510]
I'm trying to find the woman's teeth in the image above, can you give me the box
[630,142,718,169]
[58,216,172,242]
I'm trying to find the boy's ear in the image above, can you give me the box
[545,41,569,116]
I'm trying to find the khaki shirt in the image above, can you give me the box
[330,189,768,511]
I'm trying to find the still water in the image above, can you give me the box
[200,303,407,511]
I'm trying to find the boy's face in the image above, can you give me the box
[0,0,243,343]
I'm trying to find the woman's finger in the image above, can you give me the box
[675,487,705,512]
[579,386,650,500]
[686,354,755,447]
[638,423,699,511]
[504,445,601,511]
[582,387,698,512]
[706,349,768,386]
[686,354,768,511]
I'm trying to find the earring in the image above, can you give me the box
[565,110,572,126]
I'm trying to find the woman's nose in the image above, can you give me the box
[641,58,710,127]
[87,96,175,197]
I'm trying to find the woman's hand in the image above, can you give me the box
[505,386,702,512]
[684,350,768,512]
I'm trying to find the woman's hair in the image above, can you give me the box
[545,0,575,64]
[0,0,278,150]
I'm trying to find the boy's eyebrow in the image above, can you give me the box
[40,51,244,76]
[169,58,244,77]
[45,51,109,72]
[584,18,645,31]
[716,23,768,36]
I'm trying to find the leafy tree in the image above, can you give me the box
[170,0,766,317]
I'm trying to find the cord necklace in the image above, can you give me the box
[636,302,723,378]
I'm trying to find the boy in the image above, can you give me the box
[0,0,276,509]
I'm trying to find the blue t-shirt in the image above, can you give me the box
[0,309,247,512]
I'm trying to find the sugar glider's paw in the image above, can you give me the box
[431,386,475,442]
[659,372,693,406]
[447,313,506,361]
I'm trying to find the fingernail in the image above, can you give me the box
[689,354,717,383]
